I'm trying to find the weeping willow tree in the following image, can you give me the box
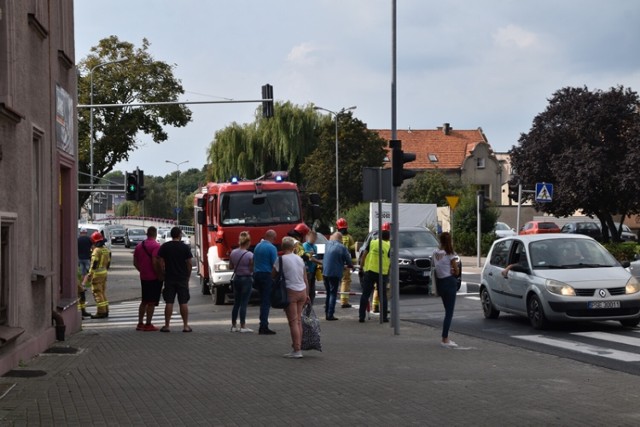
[207,102,328,182]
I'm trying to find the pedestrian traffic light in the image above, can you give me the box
[126,172,138,201]
[392,146,416,187]
[508,181,519,202]
[261,84,274,118]
[136,169,146,201]
[477,190,487,212]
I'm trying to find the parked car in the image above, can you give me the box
[157,229,191,246]
[494,222,517,238]
[109,227,126,245]
[560,221,602,241]
[519,221,561,235]
[124,228,146,248]
[357,227,461,290]
[480,234,640,329]
[600,222,638,242]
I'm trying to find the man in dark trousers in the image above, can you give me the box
[157,227,193,333]
[322,232,353,321]
[77,228,93,318]
[253,229,278,335]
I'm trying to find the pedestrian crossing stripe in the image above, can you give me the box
[513,334,640,362]
[83,301,181,329]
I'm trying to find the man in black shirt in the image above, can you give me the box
[157,227,193,332]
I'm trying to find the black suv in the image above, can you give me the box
[357,226,461,290]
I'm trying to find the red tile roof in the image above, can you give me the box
[374,126,488,170]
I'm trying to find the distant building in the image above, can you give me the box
[0,1,79,374]
[375,123,507,203]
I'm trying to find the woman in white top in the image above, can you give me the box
[432,232,459,348]
[274,236,310,358]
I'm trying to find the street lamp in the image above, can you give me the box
[313,105,357,221]
[89,57,128,220]
[165,160,189,226]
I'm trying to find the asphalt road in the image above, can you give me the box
[101,246,640,377]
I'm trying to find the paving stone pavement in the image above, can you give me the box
[1,283,640,426]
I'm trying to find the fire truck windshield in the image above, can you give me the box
[220,190,301,225]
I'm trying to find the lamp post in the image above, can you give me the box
[313,105,357,221]
[88,57,128,220]
[165,160,189,226]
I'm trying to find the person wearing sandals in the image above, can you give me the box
[432,232,459,348]
[275,237,310,359]
[229,232,254,333]
[157,227,193,333]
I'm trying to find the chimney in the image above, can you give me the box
[443,123,451,135]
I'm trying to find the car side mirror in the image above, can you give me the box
[621,260,631,268]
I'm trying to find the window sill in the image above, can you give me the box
[0,326,25,347]
[0,103,24,124]
[31,268,54,283]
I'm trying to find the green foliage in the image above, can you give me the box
[77,36,192,207]
[403,170,463,205]
[452,231,495,256]
[301,113,387,222]
[451,188,499,234]
[510,85,640,242]
[343,203,371,243]
[602,242,639,262]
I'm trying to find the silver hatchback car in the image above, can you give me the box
[480,234,640,329]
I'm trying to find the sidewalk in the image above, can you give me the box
[0,285,638,425]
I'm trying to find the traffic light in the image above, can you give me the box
[261,84,274,118]
[508,181,519,202]
[392,145,416,187]
[126,172,138,201]
[136,169,146,201]
[477,190,487,211]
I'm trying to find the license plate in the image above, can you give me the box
[422,271,430,277]
[588,301,620,309]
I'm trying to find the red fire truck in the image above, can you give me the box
[194,172,318,304]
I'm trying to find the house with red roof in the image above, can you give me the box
[374,123,507,203]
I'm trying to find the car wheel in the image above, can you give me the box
[212,286,225,305]
[480,287,500,319]
[527,294,549,330]
[620,318,640,328]
[200,276,211,295]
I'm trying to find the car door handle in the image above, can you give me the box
[488,272,493,276]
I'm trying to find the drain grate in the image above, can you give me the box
[2,370,46,378]
[42,346,78,355]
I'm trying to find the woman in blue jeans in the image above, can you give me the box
[432,232,459,348]
[229,232,254,333]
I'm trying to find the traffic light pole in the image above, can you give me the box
[516,183,522,233]
[390,0,400,335]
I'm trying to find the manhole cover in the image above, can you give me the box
[2,370,46,378]
[43,347,78,355]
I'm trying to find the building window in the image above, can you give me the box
[476,157,485,169]
[0,224,9,325]
[32,128,43,266]
[428,153,438,162]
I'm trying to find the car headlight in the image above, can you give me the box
[625,276,640,294]
[398,258,412,266]
[214,261,230,272]
[546,279,576,296]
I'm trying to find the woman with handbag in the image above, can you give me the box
[229,232,254,333]
[432,232,460,348]
[274,236,310,358]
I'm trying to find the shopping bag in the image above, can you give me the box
[271,257,290,309]
[301,303,322,352]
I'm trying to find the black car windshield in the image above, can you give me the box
[398,230,439,248]
[220,190,300,225]
[529,238,618,269]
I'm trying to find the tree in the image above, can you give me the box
[451,187,500,255]
[510,86,640,242]
[207,102,323,182]
[77,36,192,207]
[403,170,463,205]
[301,113,387,222]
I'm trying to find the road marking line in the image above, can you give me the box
[513,334,640,362]
[572,332,640,348]
[464,296,480,301]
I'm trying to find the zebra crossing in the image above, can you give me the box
[513,329,640,363]
[82,301,181,330]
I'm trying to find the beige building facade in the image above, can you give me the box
[0,0,79,374]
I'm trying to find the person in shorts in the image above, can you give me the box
[157,227,193,333]
[133,226,162,331]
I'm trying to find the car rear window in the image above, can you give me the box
[539,222,558,229]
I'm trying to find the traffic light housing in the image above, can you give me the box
[136,169,145,201]
[262,84,274,118]
[508,181,519,202]
[477,190,487,211]
[126,172,138,201]
[392,146,416,187]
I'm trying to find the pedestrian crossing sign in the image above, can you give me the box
[535,183,553,203]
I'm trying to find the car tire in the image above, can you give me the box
[527,294,549,330]
[480,287,500,319]
[620,318,640,328]
[200,276,211,295]
[212,286,225,305]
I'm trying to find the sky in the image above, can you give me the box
[74,0,640,177]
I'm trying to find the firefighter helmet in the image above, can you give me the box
[90,231,104,244]
[336,218,348,229]
[382,222,391,231]
[294,223,310,237]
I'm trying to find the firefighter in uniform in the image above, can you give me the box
[336,218,356,308]
[372,222,391,313]
[83,231,111,319]
[288,223,311,261]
